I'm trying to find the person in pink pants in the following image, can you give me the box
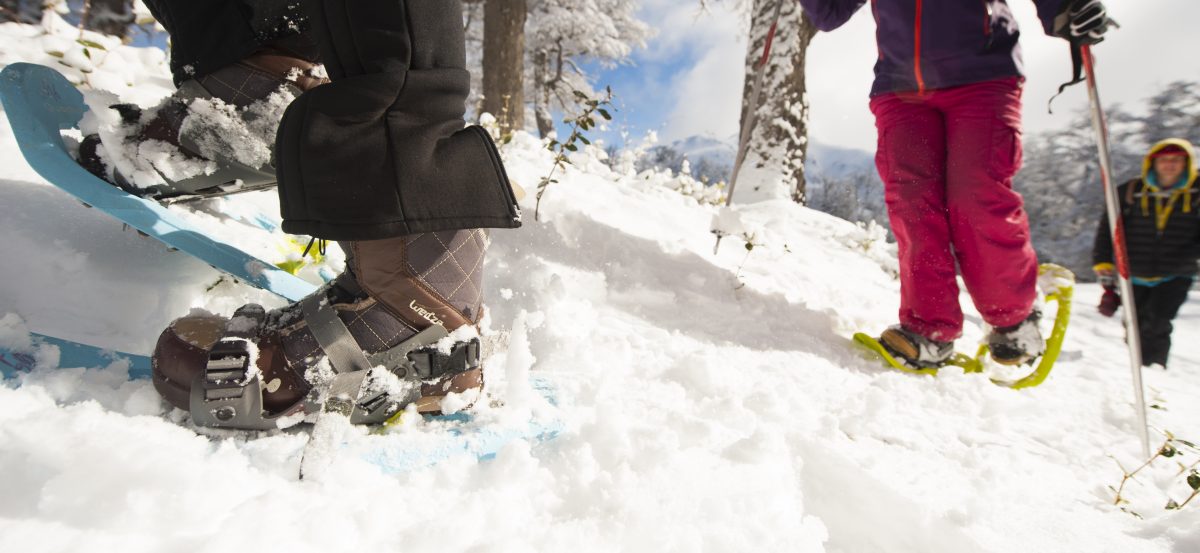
[872,78,1038,360]
[797,0,1113,366]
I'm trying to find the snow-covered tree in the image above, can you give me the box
[1016,103,1145,280]
[731,0,817,205]
[466,0,648,137]
[525,0,649,137]
[1138,81,1200,148]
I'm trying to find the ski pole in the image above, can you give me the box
[715,0,783,255]
[1081,44,1151,459]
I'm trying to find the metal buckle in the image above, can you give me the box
[405,338,481,380]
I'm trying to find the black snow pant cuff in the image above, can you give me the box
[274,0,521,241]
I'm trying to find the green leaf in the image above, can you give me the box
[1188,473,1200,491]
[573,90,589,100]
[744,242,754,252]
[1166,499,1180,510]
[1162,445,1179,458]
[565,143,578,152]
[83,48,92,60]
[46,50,65,58]
[1179,439,1196,448]
[598,108,612,120]
[77,39,107,51]
[1150,404,1164,410]
[578,135,591,145]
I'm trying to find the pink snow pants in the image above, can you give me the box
[870,77,1038,342]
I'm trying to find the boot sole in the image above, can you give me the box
[989,353,1037,367]
[880,328,949,369]
[880,328,925,365]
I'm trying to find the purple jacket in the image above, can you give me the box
[798,0,1065,96]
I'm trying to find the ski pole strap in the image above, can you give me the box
[1047,42,1085,114]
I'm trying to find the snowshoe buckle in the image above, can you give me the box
[189,339,305,430]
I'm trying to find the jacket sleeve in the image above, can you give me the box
[1033,0,1067,36]
[797,0,868,32]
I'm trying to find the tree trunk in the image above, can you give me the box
[482,0,527,134]
[532,49,555,138]
[82,0,134,38]
[1,0,42,24]
[734,0,817,205]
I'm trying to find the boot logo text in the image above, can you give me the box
[409,300,444,325]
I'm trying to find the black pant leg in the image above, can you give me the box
[143,0,312,85]
[1132,284,1161,367]
[1134,279,1194,367]
[274,0,520,239]
[1148,278,1194,367]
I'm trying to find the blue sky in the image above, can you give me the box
[587,0,1200,153]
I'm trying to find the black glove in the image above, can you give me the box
[1098,285,1120,317]
[1054,0,1112,45]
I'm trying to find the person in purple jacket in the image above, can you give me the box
[797,0,1111,367]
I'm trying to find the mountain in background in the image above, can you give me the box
[639,135,889,230]
[641,134,878,182]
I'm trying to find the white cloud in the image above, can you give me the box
[630,1,747,142]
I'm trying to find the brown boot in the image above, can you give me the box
[152,229,491,429]
[79,37,329,200]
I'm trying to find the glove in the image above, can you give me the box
[1054,0,1112,45]
[1098,285,1120,317]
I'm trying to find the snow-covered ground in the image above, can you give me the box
[2,16,1200,553]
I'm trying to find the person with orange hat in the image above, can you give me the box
[1093,139,1200,368]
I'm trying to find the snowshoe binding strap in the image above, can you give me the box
[189,288,481,429]
[299,291,375,374]
[299,288,476,425]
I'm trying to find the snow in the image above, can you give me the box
[2,15,1200,553]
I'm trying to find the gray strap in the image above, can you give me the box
[300,292,373,374]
